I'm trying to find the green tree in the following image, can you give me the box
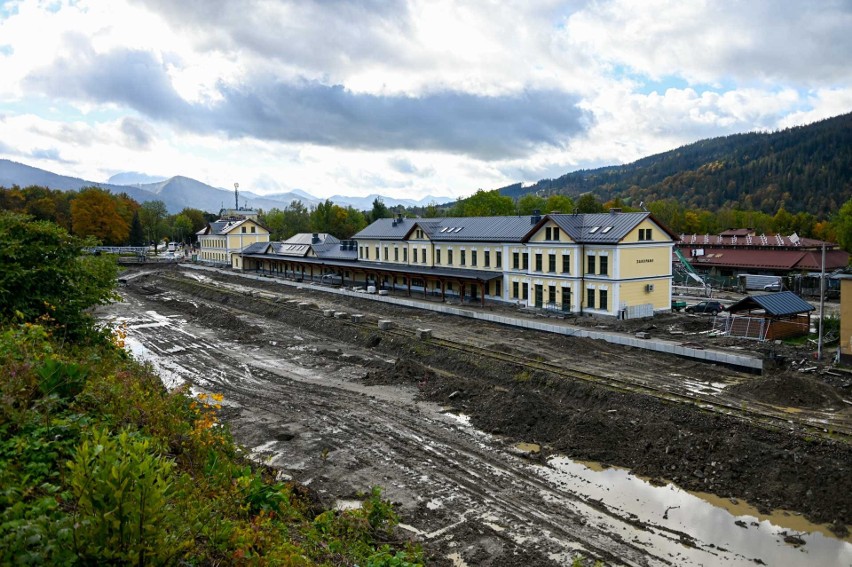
[178,208,207,241]
[171,214,194,244]
[451,189,515,217]
[139,201,168,250]
[575,193,604,214]
[128,210,145,246]
[369,197,390,222]
[0,211,118,335]
[833,197,852,251]
[545,194,576,214]
[261,201,311,240]
[423,201,441,218]
[517,194,547,215]
[309,200,337,235]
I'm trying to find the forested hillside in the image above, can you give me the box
[502,112,852,218]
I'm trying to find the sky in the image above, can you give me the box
[0,0,850,202]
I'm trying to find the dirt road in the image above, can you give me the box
[98,266,852,566]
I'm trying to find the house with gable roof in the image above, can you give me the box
[197,217,269,266]
[521,210,678,316]
[238,232,358,277]
[349,210,677,316]
[233,209,677,316]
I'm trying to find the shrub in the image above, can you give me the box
[67,427,191,565]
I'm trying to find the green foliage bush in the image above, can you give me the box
[0,211,119,337]
[67,428,189,565]
[0,321,424,565]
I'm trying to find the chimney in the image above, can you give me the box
[396,213,404,223]
[312,233,320,244]
[530,209,542,225]
[609,208,621,214]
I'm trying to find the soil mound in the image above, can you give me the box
[728,372,844,409]
[362,358,435,386]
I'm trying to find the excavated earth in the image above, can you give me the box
[100,265,852,566]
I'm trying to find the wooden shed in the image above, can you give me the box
[722,292,815,341]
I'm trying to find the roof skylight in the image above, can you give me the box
[601,226,613,233]
[589,226,600,233]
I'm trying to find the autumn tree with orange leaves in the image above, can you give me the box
[70,187,130,245]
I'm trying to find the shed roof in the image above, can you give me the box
[727,291,815,317]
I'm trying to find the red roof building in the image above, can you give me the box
[677,231,849,276]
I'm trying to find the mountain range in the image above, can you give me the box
[498,111,852,217]
[0,159,452,214]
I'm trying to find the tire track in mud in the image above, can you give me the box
[111,274,852,565]
[116,292,757,567]
[159,271,852,443]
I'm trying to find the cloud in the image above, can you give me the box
[119,117,155,149]
[130,0,413,75]
[30,147,70,163]
[388,156,434,178]
[24,38,590,160]
[566,0,852,87]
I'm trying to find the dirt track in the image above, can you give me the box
[99,266,852,566]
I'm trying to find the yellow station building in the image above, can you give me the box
[351,210,678,317]
[197,217,270,266]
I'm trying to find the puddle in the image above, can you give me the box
[514,442,541,454]
[540,456,852,566]
[690,490,850,542]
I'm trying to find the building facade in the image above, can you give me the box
[197,218,270,265]
[840,275,852,364]
[351,211,677,317]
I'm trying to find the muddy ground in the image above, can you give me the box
[102,265,852,566]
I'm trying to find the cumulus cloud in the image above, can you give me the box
[24,38,589,160]
[566,0,852,86]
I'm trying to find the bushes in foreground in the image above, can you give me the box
[0,321,422,565]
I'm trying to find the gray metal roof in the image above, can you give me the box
[353,218,417,239]
[240,252,500,282]
[547,212,652,243]
[354,215,537,242]
[198,218,248,235]
[241,242,272,255]
[313,242,358,260]
[284,233,338,245]
[354,212,676,244]
[727,291,815,316]
[421,216,535,242]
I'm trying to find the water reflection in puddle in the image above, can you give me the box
[540,456,852,566]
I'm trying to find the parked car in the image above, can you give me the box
[685,301,725,315]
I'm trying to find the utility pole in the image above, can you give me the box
[817,243,826,360]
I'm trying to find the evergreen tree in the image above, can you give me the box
[128,210,145,246]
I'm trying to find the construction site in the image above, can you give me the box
[98,263,852,566]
